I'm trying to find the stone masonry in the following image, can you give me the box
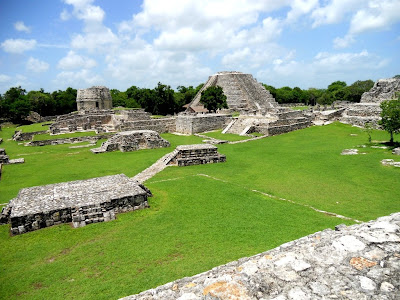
[122,212,400,300]
[91,130,170,154]
[0,174,151,235]
[76,86,113,111]
[175,114,231,135]
[169,144,226,167]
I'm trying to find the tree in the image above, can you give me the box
[1,86,31,123]
[153,82,175,115]
[343,80,374,102]
[200,85,228,112]
[379,98,400,143]
[51,87,77,115]
[27,90,55,116]
[110,89,127,107]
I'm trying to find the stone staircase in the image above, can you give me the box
[132,150,179,183]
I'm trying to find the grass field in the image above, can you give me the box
[0,122,399,299]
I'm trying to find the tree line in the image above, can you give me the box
[0,78,395,124]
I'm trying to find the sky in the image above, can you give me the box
[0,0,399,94]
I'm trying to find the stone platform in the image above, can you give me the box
[122,212,400,300]
[169,144,226,167]
[0,174,151,235]
[91,130,170,153]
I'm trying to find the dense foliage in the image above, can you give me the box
[200,85,228,112]
[263,79,374,105]
[379,96,400,143]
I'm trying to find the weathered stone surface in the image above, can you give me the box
[360,78,400,103]
[76,86,113,111]
[0,174,151,235]
[381,159,400,167]
[12,130,48,141]
[121,213,400,300]
[341,149,359,155]
[91,130,170,153]
[170,144,226,167]
[392,147,400,155]
[186,71,278,113]
[176,114,231,135]
[26,134,111,147]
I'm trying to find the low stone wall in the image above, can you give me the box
[121,212,400,300]
[12,130,48,141]
[176,114,231,135]
[50,112,113,134]
[119,118,176,133]
[0,174,151,235]
[25,134,112,146]
[169,144,226,167]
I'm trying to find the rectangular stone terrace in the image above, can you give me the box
[0,174,151,235]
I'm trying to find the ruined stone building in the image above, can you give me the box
[76,86,113,111]
[186,71,278,113]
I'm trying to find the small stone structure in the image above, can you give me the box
[91,130,170,154]
[168,144,226,167]
[186,71,278,114]
[381,159,400,167]
[393,147,400,155]
[175,114,231,135]
[121,212,400,300]
[0,148,24,165]
[132,144,226,183]
[76,86,113,111]
[0,174,151,235]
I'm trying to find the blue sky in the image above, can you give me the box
[0,0,399,94]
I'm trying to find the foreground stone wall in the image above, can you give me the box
[176,114,231,135]
[122,212,400,300]
[0,174,151,235]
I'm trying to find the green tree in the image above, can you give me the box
[343,80,374,102]
[263,84,277,98]
[379,98,400,144]
[27,90,55,116]
[275,86,294,104]
[1,86,31,123]
[51,87,77,115]
[110,89,128,107]
[153,82,175,115]
[200,85,228,112]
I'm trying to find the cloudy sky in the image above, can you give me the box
[0,0,399,93]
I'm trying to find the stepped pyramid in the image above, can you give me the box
[187,71,278,113]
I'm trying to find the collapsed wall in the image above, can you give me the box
[91,130,170,154]
[0,174,152,235]
[340,77,400,128]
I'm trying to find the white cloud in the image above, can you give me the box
[349,0,400,34]
[55,69,104,88]
[311,0,364,27]
[333,34,355,49]
[286,0,319,23]
[26,57,49,72]
[1,39,37,54]
[14,21,31,33]
[63,0,118,52]
[60,9,71,21]
[0,74,11,82]
[58,50,97,69]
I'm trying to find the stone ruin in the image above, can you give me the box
[186,71,278,114]
[91,130,170,154]
[339,77,400,128]
[168,144,226,167]
[122,212,400,300]
[0,174,152,235]
[76,86,113,112]
[0,148,24,166]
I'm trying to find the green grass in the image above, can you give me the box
[291,105,309,111]
[16,122,50,132]
[0,122,399,299]
[32,131,102,141]
[202,130,251,141]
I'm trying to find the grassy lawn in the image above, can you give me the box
[0,122,399,299]
[290,105,309,110]
[202,130,252,141]
[16,122,50,132]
